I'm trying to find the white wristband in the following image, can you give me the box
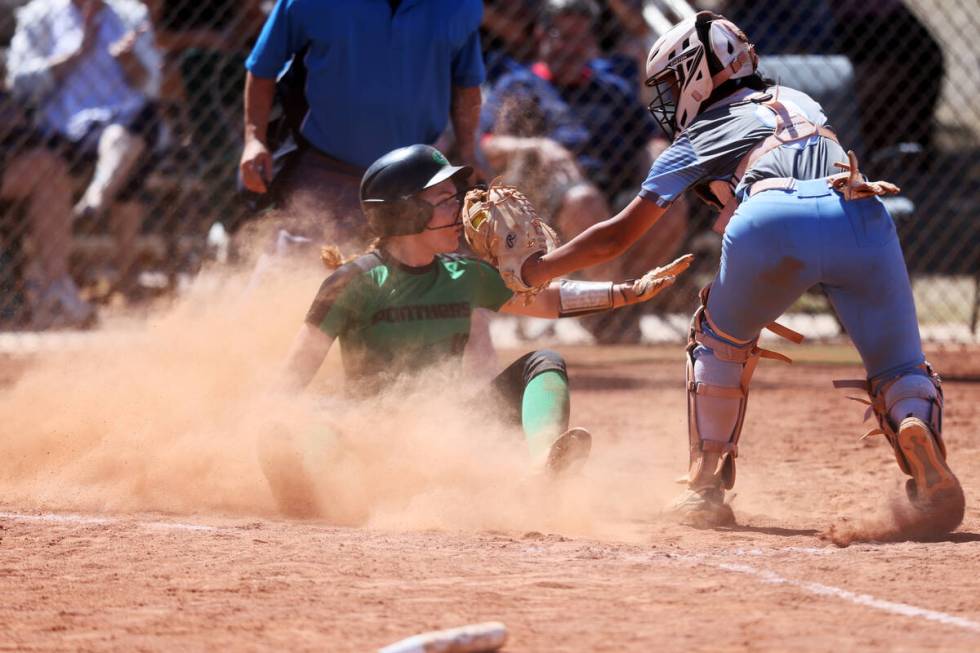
[558,280,614,317]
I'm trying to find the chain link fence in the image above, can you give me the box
[0,0,264,330]
[0,1,977,346]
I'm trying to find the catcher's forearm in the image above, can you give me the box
[531,255,692,317]
[525,196,668,287]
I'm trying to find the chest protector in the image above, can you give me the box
[703,93,840,235]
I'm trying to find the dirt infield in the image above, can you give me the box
[1,335,979,651]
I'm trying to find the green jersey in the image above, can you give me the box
[305,250,514,387]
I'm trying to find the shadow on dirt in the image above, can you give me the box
[570,374,673,391]
[942,531,980,543]
[725,524,821,538]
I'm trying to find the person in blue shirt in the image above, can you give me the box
[238,0,486,252]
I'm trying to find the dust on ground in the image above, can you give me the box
[1,264,979,651]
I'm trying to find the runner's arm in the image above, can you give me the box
[282,323,334,391]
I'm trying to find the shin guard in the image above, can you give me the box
[836,364,962,530]
[834,363,945,473]
[686,286,803,491]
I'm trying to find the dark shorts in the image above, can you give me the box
[1,103,160,201]
[266,144,369,250]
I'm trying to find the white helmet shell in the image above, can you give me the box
[645,12,757,138]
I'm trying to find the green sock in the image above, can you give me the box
[521,371,570,461]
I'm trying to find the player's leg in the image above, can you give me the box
[3,146,95,327]
[257,418,346,520]
[491,349,591,473]
[674,190,821,525]
[74,124,146,219]
[821,196,963,532]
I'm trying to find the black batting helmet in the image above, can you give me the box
[360,145,472,237]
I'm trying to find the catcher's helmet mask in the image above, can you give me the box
[646,51,702,139]
[645,11,757,139]
[360,145,472,238]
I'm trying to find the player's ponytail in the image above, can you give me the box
[320,238,385,270]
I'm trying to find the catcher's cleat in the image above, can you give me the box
[897,417,964,521]
[667,487,736,528]
[546,427,592,476]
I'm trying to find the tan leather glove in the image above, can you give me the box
[828,150,901,201]
[462,182,559,301]
[616,253,695,306]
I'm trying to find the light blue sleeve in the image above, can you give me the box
[637,134,708,207]
[245,0,306,79]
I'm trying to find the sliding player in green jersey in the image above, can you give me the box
[266,145,688,516]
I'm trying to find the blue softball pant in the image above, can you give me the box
[707,178,924,382]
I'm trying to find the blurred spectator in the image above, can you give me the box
[148,0,265,67]
[5,0,163,295]
[482,0,653,88]
[480,0,687,342]
[0,98,94,328]
[480,0,687,281]
[481,0,539,85]
[594,0,653,87]
[238,0,486,254]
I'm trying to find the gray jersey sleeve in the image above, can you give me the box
[638,86,848,208]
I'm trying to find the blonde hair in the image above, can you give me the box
[320,237,385,270]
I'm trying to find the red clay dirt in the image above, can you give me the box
[1,335,979,652]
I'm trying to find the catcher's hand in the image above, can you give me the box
[462,181,559,300]
[828,150,901,200]
[617,253,695,305]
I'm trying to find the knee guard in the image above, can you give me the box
[686,286,803,491]
[834,363,945,473]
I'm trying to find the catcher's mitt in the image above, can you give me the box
[462,182,559,300]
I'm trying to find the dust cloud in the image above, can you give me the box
[0,256,666,541]
[823,483,966,546]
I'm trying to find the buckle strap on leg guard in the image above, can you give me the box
[833,362,945,472]
[688,440,739,492]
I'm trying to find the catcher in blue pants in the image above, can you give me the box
[520,11,964,535]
